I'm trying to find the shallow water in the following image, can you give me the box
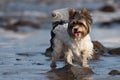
[0,24,120,80]
[91,24,120,48]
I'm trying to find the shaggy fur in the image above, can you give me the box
[50,8,93,69]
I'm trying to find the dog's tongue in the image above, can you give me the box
[74,33,81,37]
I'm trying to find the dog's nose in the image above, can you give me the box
[51,12,56,17]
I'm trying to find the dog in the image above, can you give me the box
[50,8,93,69]
[45,8,69,56]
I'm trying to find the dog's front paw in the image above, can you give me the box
[50,62,56,69]
[82,64,89,68]
[66,62,77,67]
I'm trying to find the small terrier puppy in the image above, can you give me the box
[50,8,93,69]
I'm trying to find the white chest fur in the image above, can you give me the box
[53,23,93,52]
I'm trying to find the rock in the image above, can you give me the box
[98,19,120,27]
[47,65,94,80]
[16,52,36,57]
[112,19,120,24]
[109,70,120,75]
[108,48,120,55]
[92,41,108,60]
[99,4,116,12]
[99,21,112,28]
[2,71,18,75]
[16,58,21,61]
[4,20,40,32]
[32,62,43,65]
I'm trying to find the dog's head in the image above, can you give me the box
[68,8,92,39]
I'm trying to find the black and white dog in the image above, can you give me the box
[45,8,69,56]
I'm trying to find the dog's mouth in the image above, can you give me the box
[73,31,82,37]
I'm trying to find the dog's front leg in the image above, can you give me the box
[64,49,74,66]
[82,53,89,68]
[71,48,82,66]
[82,50,93,68]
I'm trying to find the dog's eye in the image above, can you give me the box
[78,22,83,25]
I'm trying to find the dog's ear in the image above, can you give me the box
[81,8,92,33]
[81,8,89,15]
[69,8,76,20]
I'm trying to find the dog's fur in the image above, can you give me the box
[46,8,69,53]
[50,8,93,69]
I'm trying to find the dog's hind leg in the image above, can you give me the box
[50,37,63,69]
[50,51,57,69]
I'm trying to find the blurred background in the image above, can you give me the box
[0,0,120,80]
[0,0,120,46]
[0,0,120,29]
